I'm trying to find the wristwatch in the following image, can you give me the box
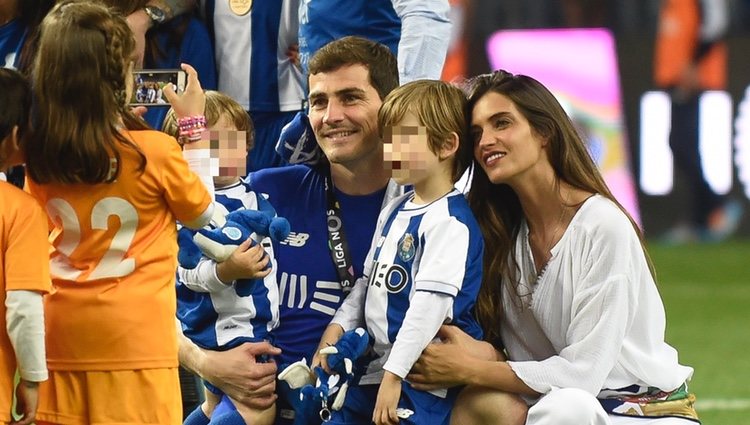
[143,5,166,25]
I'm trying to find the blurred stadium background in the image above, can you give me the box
[452,0,750,422]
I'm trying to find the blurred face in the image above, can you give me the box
[471,91,547,185]
[383,112,439,186]
[307,64,383,167]
[208,114,248,187]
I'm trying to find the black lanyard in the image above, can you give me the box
[323,168,355,291]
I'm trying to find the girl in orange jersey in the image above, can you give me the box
[22,1,215,424]
[0,68,51,425]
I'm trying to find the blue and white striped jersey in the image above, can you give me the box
[176,180,280,350]
[202,0,305,112]
[361,189,483,378]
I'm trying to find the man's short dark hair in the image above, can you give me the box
[308,36,399,100]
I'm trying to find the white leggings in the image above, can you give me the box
[526,388,699,425]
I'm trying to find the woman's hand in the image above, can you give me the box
[373,372,402,425]
[408,325,498,391]
[163,63,205,118]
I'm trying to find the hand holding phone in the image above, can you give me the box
[130,69,186,107]
[162,63,206,119]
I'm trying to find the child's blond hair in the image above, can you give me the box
[378,80,469,182]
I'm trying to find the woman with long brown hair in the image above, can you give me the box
[408,70,699,425]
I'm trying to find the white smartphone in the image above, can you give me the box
[130,69,186,107]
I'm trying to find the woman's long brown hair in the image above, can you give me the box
[465,70,651,347]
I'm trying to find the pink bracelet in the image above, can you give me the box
[178,115,207,143]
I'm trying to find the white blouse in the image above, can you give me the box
[501,195,694,396]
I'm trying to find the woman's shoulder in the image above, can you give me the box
[571,194,635,238]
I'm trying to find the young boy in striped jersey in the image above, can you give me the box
[164,91,279,425]
[316,80,484,425]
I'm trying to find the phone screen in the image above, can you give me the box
[130,69,186,107]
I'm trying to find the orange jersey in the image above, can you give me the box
[26,130,211,371]
[654,0,727,89]
[0,181,51,422]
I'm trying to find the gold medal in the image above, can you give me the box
[229,0,252,16]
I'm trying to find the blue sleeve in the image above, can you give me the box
[180,18,218,90]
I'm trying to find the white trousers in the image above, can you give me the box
[526,388,699,425]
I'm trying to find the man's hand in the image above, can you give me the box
[373,372,401,425]
[216,238,271,283]
[11,379,39,425]
[201,341,282,409]
[126,9,151,68]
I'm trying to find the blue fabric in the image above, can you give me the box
[210,408,245,425]
[328,383,457,425]
[0,19,26,69]
[298,0,400,73]
[247,110,296,172]
[184,405,211,425]
[212,395,237,420]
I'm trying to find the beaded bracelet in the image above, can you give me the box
[178,115,207,143]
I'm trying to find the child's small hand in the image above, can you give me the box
[216,238,271,283]
[163,63,205,119]
[12,379,39,425]
[373,371,402,425]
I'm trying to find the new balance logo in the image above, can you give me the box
[280,232,310,247]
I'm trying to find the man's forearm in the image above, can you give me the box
[177,320,205,378]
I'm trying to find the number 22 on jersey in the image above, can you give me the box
[46,197,138,281]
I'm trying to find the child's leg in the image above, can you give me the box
[231,396,276,425]
[184,385,222,425]
[184,404,210,425]
[203,387,222,416]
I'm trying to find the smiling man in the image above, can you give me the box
[177,36,404,425]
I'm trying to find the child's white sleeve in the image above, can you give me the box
[383,291,452,379]
[177,257,231,293]
[5,290,47,382]
[330,275,367,331]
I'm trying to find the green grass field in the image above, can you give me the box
[648,239,750,424]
